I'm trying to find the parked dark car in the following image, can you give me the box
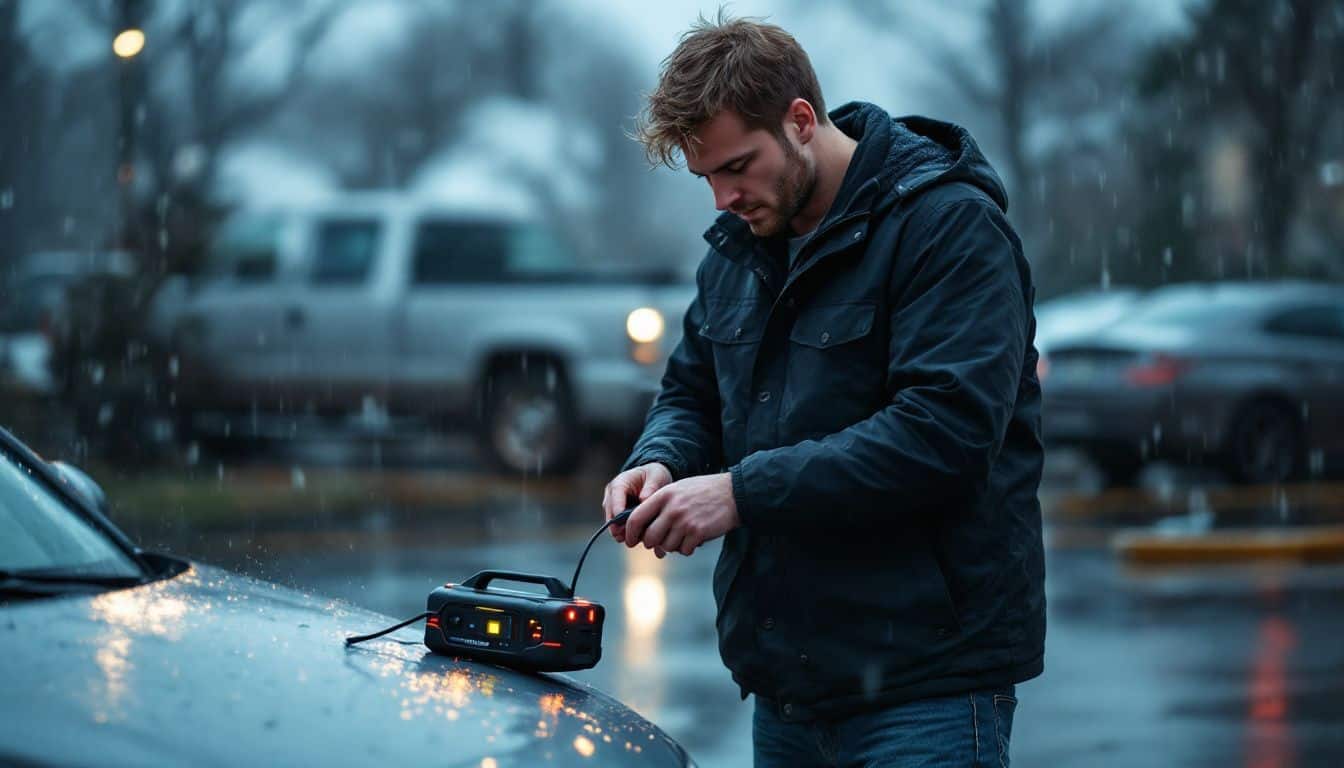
[0,250,136,395]
[1033,287,1141,359]
[1040,282,1344,486]
[0,427,694,767]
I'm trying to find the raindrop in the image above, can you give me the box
[169,356,180,378]
[97,403,114,427]
[1162,247,1174,267]
[0,188,12,209]
[186,441,200,466]
[1181,195,1196,227]
[291,466,306,490]
[90,364,105,384]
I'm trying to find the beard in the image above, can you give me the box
[745,135,817,238]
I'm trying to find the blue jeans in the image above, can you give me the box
[753,686,1016,767]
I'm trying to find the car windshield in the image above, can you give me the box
[0,449,140,578]
[1122,290,1262,327]
[204,212,286,281]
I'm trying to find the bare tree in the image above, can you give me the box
[61,0,338,272]
[0,0,57,268]
[840,0,1139,255]
[1141,0,1344,275]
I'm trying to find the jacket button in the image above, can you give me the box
[820,331,830,345]
[757,391,771,403]
[755,268,769,281]
[782,703,793,717]
[852,230,862,240]
[733,327,743,339]
[799,653,809,665]
[761,617,775,630]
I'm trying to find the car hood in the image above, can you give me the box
[0,561,693,767]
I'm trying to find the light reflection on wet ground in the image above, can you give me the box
[117,439,1344,766]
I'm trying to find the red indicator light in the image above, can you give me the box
[587,608,595,623]
[566,609,576,622]
[541,641,563,648]
[427,616,441,628]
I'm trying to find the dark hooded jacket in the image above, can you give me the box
[623,102,1046,721]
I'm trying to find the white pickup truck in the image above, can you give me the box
[154,194,693,474]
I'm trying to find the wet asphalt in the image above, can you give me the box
[118,436,1344,767]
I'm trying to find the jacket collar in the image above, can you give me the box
[702,102,1007,263]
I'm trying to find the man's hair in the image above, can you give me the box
[634,12,828,169]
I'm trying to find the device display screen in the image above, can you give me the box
[470,608,513,640]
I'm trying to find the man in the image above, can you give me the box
[601,14,1045,767]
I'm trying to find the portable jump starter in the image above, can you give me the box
[345,508,634,673]
[422,570,606,671]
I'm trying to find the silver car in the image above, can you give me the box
[0,425,695,766]
[1041,282,1344,485]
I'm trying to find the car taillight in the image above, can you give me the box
[1124,354,1189,387]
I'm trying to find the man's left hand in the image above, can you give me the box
[624,472,740,558]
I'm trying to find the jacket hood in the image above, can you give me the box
[828,101,1009,221]
[705,102,1008,247]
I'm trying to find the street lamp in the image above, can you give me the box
[114,0,146,251]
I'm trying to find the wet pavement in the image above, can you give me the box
[112,437,1344,767]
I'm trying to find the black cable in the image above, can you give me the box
[345,611,433,646]
[569,508,633,597]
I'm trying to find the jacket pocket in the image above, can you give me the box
[803,546,961,667]
[783,301,884,432]
[698,298,767,344]
[788,301,876,348]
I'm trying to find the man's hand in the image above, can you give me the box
[603,463,674,553]
[624,472,739,558]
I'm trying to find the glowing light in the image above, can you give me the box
[112,29,145,58]
[626,308,665,343]
[539,694,564,716]
[573,735,596,758]
[481,759,498,768]
[624,575,666,637]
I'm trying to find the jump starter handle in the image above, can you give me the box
[461,570,571,599]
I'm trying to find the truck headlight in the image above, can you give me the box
[626,308,665,344]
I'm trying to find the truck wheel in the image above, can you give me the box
[1225,399,1303,485]
[479,358,580,476]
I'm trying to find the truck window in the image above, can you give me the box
[411,220,577,285]
[310,219,382,285]
[1263,304,1344,341]
[206,212,283,282]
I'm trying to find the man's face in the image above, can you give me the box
[685,110,815,238]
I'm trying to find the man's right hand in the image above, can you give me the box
[603,462,673,550]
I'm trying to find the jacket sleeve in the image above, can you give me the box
[621,262,723,480]
[730,199,1029,532]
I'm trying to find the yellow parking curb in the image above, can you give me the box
[1113,526,1344,564]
